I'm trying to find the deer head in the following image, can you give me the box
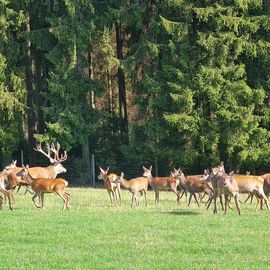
[98,167,110,181]
[34,142,67,174]
[142,166,152,177]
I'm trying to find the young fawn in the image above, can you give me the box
[172,168,213,207]
[143,166,180,204]
[115,172,148,207]
[99,167,121,204]
[17,165,70,210]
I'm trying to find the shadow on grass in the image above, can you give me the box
[165,210,201,216]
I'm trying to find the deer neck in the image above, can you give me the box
[145,174,154,183]
[120,178,130,189]
[24,171,35,185]
[46,165,58,178]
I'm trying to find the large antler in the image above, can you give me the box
[34,143,56,163]
[34,142,67,163]
[50,142,67,163]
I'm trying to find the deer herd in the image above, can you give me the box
[99,162,270,215]
[1,143,270,215]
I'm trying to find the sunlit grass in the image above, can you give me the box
[0,187,270,269]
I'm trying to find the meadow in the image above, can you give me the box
[0,188,270,270]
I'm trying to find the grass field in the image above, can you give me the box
[1,187,270,270]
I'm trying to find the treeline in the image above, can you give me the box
[1,0,270,184]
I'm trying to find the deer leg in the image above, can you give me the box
[213,196,218,214]
[258,189,270,211]
[250,193,254,204]
[40,193,45,209]
[55,191,67,211]
[194,194,200,207]
[0,195,3,209]
[63,192,70,210]
[243,193,251,204]
[1,189,13,210]
[235,193,241,215]
[32,193,42,209]
[117,188,121,205]
[114,187,119,202]
[108,191,113,204]
[188,193,192,206]
[144,190,147,207]
[131,193,134,208]
[255,195,261,211]
[219,195,224,211]
[154,190,158,205]
[224,194,228,214]
[171,186,180,204]
[135,191,140,207]
[206,196,212,210]
[17,185,22,193]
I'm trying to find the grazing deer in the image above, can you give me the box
[172,168,213,207]
[99,167,121,204]
[17,165,70,210]
[114,172,148,207]
[142,166,180,204]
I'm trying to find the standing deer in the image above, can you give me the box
[172,168,213,207]
[142,166,180,204]
[114,172,148,207]
[17,165,70,210]
[208,170,241,215]
[99,167,121,204]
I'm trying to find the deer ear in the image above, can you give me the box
[106,167,110,173]
[99,167,105,174]
[229,171,234,176]
[26,165,30,169]
[143,166,147,171]
[149,166,152,172]
[120,172,124,178]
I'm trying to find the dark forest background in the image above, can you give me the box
[1,0,270,185]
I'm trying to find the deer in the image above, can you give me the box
[142,166,180,204]
[0,160,22,209]
[6,143,67,192]
[99,167,121,204]
[172,168,213,207]
[0,172,14,210]
[233,174,269,211]
[114,172,148,207]
[207,170,241,215]
[16,165,70,210]
[249,173,270,210]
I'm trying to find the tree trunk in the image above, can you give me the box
[25,12,36,165]
[34,48,45,134]
[82,140,91,184]
[115,23,128,144]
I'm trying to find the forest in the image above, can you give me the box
[1,0,270,185]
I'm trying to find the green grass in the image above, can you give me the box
[1,188,270,270]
